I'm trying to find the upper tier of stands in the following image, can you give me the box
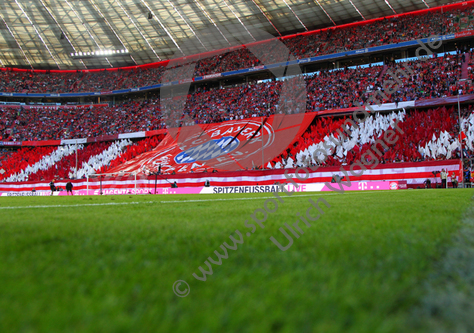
[1,52,472,142]
[0,2,473,94]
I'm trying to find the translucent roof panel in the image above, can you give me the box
[0,0,454,69]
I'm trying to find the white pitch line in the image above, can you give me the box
[0,201,156,210]
[0,190,393,210]
[0,193,332,210]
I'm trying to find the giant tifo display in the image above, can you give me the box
[107,113,315,174]
[0,106,469,193]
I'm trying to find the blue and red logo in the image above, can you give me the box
[175,136,240,164]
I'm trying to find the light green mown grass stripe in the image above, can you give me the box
[409,199,474,333]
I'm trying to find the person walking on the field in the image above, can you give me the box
[66,181,74,195]
[49,180,56,196]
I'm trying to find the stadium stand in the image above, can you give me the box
[0,146,56,182]
[0,2,473,95]
[3,105,472,184]
[0,135,166,182]
[2,53,473,142]
[271,106,468,169]
[0,149,12,167]
[98,135,165,174]
[24,142,113,182]
[0,102,164,142]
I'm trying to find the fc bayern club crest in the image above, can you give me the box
[172,119,275,170]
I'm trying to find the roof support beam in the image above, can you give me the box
[281,0,308,31]
[115,0,161,60]
[64,0,113,66]
[348,0,366,20]
[383,0,397,14]
[140,0,184,56]
[14,0,61,69]
[192,0,231,46]
[249,0,281,36]
[166,0,207,51]
[315,0,336,26]
[90,0,135,65]
[38,0,87,69]
[221,0,256,41]
[64,0,101,51]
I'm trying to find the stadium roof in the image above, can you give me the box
[0,0,452,70]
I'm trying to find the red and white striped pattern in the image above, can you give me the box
[0,159,461,193]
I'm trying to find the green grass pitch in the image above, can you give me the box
[0,189,472,333]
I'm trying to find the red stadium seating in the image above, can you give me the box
[271,106,465,168]
[2,54,472,142]
[0,2,473,95]
[0,146,56,182]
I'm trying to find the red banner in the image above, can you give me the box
[0,159,462,193]
[108,113,316,174]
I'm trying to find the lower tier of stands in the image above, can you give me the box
[0,135,164,183]
[1,106,473,189]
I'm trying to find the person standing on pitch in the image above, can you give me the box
[66,180,74,195]
[440,169,447,188]
[49,180,56,196]
[451,172,458,188]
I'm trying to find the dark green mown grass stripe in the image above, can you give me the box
[0,190,472,333]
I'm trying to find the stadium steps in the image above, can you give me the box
[120,77,129,88]
[461,52,470,80]
[378,65,388,81]
[116,76,125,87]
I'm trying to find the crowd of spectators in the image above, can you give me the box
[2,105,473,182]
[2,52,473,142]
[0,146,56,182]
[0,149,11,168]
[193,48,261,77]
[283,5,474,59]
[0,67,166,94]
[270,106,465,169]
[0,135,166,182]
[0,101,163,141]
[0,3,473,94]
[98,135,164,174]
[25,142,112,181]
[378,54,465,102]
